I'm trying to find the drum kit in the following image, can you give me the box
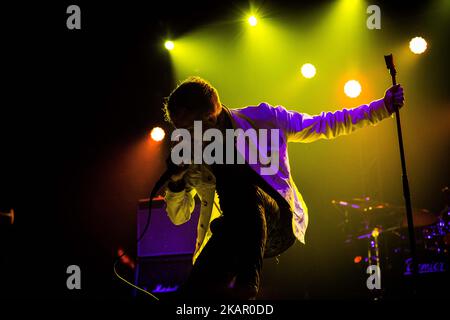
[332,197,449,249]
[332,188,450,297]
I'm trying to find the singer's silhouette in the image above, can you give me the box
[162,76,404,300]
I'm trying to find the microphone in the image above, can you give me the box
[152,155,184,200]
[151,157,187,198]
[384,54,397,87]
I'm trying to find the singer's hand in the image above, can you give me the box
[384,84,405,114]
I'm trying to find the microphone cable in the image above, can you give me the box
[113,159,181,300]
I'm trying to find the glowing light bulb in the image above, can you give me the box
[164,40,174,51]
[344,80,362,98]
[409,37,427,54]
[150,127,165,142]
[248,16,257,26]
[301,63,316,79]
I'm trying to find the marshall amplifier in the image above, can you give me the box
[134,196,200,297]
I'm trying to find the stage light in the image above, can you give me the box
[301,63,316,79]
[248,15,257,26]
[354,256,362,264]
[344,80,362,98]
[164,40,174,51]
[371,228,380,238]
[409,36,427,54]
[150,127,165,142]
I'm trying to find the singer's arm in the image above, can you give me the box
[270,85,403,143]
[273,98,390,143]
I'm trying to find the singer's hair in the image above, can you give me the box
[163,76,220,128]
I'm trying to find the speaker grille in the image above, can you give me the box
[136,198,200,257]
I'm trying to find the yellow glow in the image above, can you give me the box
[150,127,165,142]
[164,0,442,239]
[344,80,362,98]
[164,40,175,51]
[301,63,316,79]
[248,16,257,26]
[371,228,380,238]
[409,36,427,54]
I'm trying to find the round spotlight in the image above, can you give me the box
[248,16,257,26]
[164,40,174,51]
[150,127,165,142]
[409,36,427,54]
[301,63,316,79]
[344,80,362,98]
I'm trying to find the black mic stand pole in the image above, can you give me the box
[384,54,418,295]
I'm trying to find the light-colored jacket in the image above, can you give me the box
[165,98,391,264]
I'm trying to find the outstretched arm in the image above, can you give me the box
[273,84,404,143]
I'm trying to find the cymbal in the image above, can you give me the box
[331,197,389,212]
[400,208,439,227]
[332,198,439,227]
[362,205,439,227]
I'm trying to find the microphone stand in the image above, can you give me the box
[384,54,418,294]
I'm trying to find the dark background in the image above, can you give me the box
[1,0,448,300]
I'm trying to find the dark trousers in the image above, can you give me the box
[178,186,283,300]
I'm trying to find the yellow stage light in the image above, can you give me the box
[301,63,316,79]
[344,80,362,98]
[409,36,427,54]
[248,16,257,26]
[164,40,174,51]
